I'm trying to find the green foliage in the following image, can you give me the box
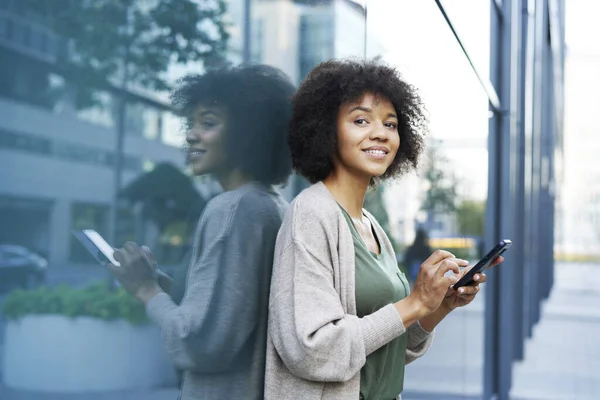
[456,200,486,237]
[120,162,206,233]
[1,283,148,325]
[23,0,230,107]
[421,145,458,214]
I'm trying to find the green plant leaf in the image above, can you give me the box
[1,283,149,325]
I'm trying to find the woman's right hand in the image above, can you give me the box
[139,245,174,295]
[409,250,466,314]
[156,269,174,294]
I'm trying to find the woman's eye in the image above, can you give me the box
[385,122,398,129]
[354,118,368,125]
[202,120,217,128]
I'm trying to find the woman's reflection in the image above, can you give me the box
[107,64,296,400]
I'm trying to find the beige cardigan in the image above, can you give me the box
[265,182,434,400]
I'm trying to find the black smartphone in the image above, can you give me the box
[452,239,512,289]
[72,229,120,267]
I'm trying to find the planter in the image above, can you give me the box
[2,315,177,393]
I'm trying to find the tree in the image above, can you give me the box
[456,200,485,237]
[24,0,230,106]
[121,163,206,234]
[23,0,230,261]
[420,144,458,231]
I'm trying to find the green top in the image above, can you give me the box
[338,206,410,400]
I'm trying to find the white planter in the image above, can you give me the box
[2,315,177,393]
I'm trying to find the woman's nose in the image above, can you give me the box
[186,129,200,144]
[369,123,388,140]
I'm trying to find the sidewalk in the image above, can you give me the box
[400,262,600,399]
[403,285,487,397]
[510,262,600,400]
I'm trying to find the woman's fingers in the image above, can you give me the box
[490,256,505,268]
[140,245,158,268]
[422,250,455,267]
[456,284,480,295]
[437,258,460,278]
[473,273,487,283]
[113,248,126,264]
[123,241,140,254]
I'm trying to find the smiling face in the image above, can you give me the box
[185,105,228,176]
[333,93,400,182]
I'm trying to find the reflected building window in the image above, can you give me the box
[76,90,115,129]
[299,11,334,80]
[0,47,66,111]
[251,17,264,62]
[126,101,163,141]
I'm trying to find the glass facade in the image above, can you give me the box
[1,1,591,399]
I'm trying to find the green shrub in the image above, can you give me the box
[1,283,148,325]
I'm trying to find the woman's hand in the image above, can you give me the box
[408,250,469,315]
[107,242,162,304]
[441,256,504,311]
[156,269,174,294]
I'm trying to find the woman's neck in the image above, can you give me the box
[216,169,253,192]
[323,170,370,219]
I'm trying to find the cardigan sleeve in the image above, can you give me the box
[405,321,434,364]
[147,192,279,373]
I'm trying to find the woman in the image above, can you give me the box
[107,64,295,400]
[264,59,502,400]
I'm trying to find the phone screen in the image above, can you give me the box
[82,229,120,266]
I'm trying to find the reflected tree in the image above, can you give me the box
[21,0,230,261]
[420,143,458,232]
[456,199,485,237]
[121,163,206,239]
[22,0,230,107]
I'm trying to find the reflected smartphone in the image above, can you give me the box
[72,229,120,267]
[452,239,512,289]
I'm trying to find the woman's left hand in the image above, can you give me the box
[442,256,504,310]
[107,242,162,303]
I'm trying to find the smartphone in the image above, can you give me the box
[72,229,120,267]
[452,239,512,289]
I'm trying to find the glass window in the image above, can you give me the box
[76,90,115,129]
[438,0,491,81]
[366,0,491,396]
[0,13,7,38]
[251,17,264,62]
[298,10,335,80]
[126,101,162,141]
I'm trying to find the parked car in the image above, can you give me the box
[0,245,47,289]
